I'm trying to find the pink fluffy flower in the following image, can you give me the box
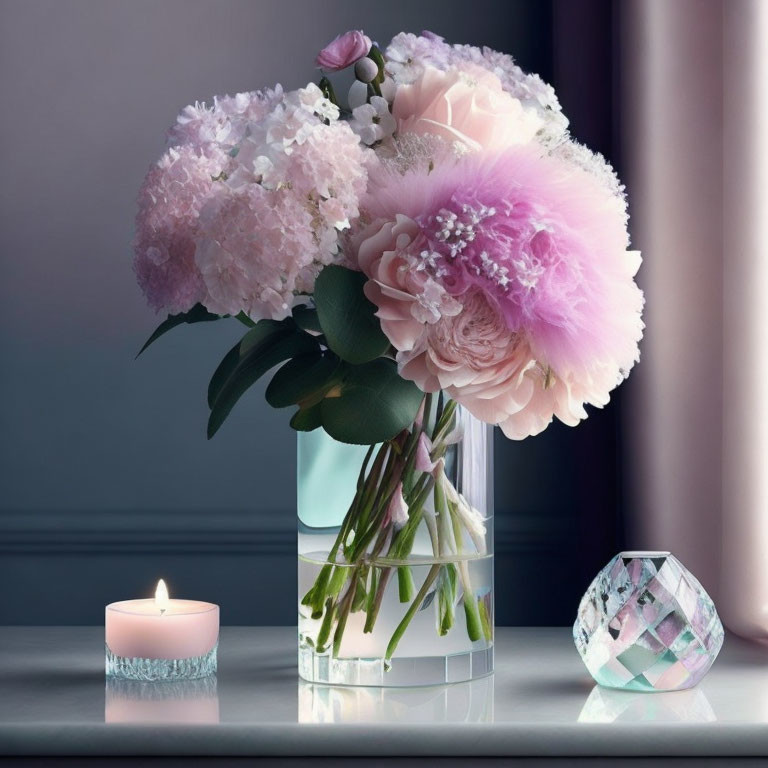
[356,146,644,439]
[316,30,371,71]
[393,64,543,153]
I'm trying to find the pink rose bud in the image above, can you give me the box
[354,56,379,83]
[315,30,372,71]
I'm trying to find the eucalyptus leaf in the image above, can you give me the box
[320,358,424,444]
[265,351,341,409]
[207,329,318,439]
[207,342,241,409]
[313,265,390,364]
[207,320,290,409]
[137,303,221,357]
[290,403,323,432]
[292,305,323,335]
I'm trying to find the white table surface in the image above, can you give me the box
[0,626,766,758]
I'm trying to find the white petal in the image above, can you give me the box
[348,80,368,110]
[380,76,397,103]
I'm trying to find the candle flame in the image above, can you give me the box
[155,579,169,613]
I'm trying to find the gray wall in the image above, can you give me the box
[0,0,624,625]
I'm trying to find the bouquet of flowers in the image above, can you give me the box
[134,30,644,666]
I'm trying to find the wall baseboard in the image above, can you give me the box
[0,509,575,555]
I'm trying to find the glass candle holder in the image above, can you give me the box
[105,599,219,682]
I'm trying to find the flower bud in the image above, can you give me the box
[315,30,371,71]
[354,56,379,84]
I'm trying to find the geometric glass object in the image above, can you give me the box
[573,551,724,692]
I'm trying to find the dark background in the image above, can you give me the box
[0,0,623,626]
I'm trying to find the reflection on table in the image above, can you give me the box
[298,674,494,724]
[105,675,220,724]
[578,684,716,723]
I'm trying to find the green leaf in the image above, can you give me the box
[235,311,257,328]
[207,342,241,409]
[313,265,390,365]
[207,328,318,439]
[292,304,323,335]
[137,303,221,357]
[291,402,323,431]
[320,358,424,444]
[265,351,341,409]
[207,320,288,409]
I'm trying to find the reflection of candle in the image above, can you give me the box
[105,580,219,681]
[105,676,220,724]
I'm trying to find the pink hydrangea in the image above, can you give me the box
[166,87,284,151]
[195,118,369,319]
[356,145,644,439]
[133,145,223,314]
[135,84,370,319]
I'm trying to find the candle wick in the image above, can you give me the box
[160,608,166,616]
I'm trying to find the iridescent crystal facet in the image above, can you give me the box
[573,551,724,691]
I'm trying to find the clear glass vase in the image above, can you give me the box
[297,398,494,687]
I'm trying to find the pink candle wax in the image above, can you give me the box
[105,597,219,660]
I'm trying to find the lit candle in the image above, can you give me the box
[105,580,219,681]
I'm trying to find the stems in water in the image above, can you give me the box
[385,563,440,662]
[303,391,488,667]
[397,566,415,603]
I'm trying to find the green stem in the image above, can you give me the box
[478,596,493,642]
[463,593,482,642]
[332,572,359,657]
[234,311,256,327]
[385,564,440,662]
[318,76,339,106]
[397,566,415,603]
[364,568,391,632]
[435,389,445,430]
[315,598,336,653]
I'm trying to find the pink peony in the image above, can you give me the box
[356,146,644,439]
[393,64,543,152]
[385,32,567,143]
[316,30,371,71]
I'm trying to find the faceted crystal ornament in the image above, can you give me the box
[573,551,724,692]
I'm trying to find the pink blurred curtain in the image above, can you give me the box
[622,0,768,641]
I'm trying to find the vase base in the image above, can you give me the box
[298,643,493,687]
